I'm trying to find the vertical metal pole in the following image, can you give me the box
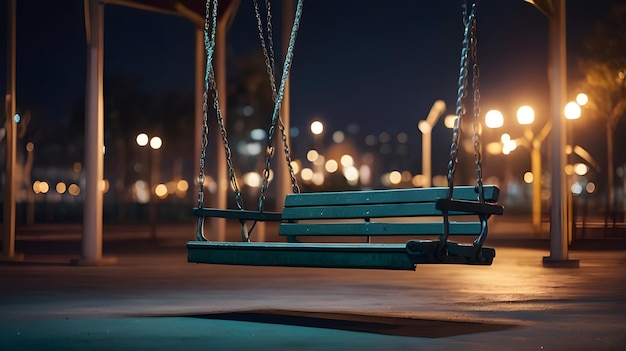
[531,141,542,235]
[543,0,578,267]
[209,16,228,241]
[567,120,574,242]
[422,132,432,187]
[149,147,159,239]
[1,0,22,261]
[420,100,445,188]
[75,0,115,265]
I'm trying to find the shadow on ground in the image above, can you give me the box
[173,309,520,338]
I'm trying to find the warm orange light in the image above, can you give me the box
[310,120,324,135]
[517,106,535,125]
[564,101,581,120]
[149,136,162,149]
[136,133,148,146]
[485,110,504,129]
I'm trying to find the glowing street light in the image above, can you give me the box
[517,105,535,125]
[310,120,324,135]
[135,132,163,239]
[149,136,163,150]
[489,101,589,236]
[136,133,149,147]
[516,106,550,236]
[485,110,504,129]
[564,101,581,120]
[576,93,588,106]
[487,106,551,235]
[444,114,456,129]
[309,120,325,157]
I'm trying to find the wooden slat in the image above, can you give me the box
[187,241,416,270]
[186,240,495,268]
[193,208,282,221]
[284,186,500,208]
[281,202,483,221]
[278,221,481,236]
[281,203,439,220]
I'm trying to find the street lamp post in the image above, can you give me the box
[136,133,162,239]
[516,106,553,236]
[486,107,551,236]
[526,0,579,268]
[418,100,446,188]
[564,100,582,242]
[490,99,586,240]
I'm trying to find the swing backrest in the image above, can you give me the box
[279,185,500,240]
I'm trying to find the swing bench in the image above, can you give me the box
[187,0,503,270]
[189,185,502,270]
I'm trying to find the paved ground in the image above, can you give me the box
[1,218,625,350]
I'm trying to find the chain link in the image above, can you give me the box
[278,119,301,194]
[198,0,244,212]
[197,0,217,210]
[210,67,245,210]
[253,0,277,95]
[257,0,304,211]
[469,11,484,202]
[198,91,208,208]
[196,0,303,237]
[196,0,219,241]
[446,1,484,202]
[254,0,301,212]
[446,2,474,200]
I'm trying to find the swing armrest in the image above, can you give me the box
[435,198,504,216]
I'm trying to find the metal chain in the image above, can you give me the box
[253,0,277,95]
[257,0,304,211]
[278,120,301,194]
[469,11,485,203]
[446,1,474,200]
[253,0,301,205]
[197,0,218,211]
[210,67,245,210]
[196,0,218,241]
[198,0,244,213]
[268,0,301,195]
[446,1,484,202]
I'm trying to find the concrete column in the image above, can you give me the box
[1,0,23,262]
[74,0,115,265]
[543,0,578,267]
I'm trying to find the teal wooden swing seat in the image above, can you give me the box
[187,0,503,270]
[188,185,502,270]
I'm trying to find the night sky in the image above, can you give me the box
[1,0,623,174]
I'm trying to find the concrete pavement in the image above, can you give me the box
[1,218,625,350]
